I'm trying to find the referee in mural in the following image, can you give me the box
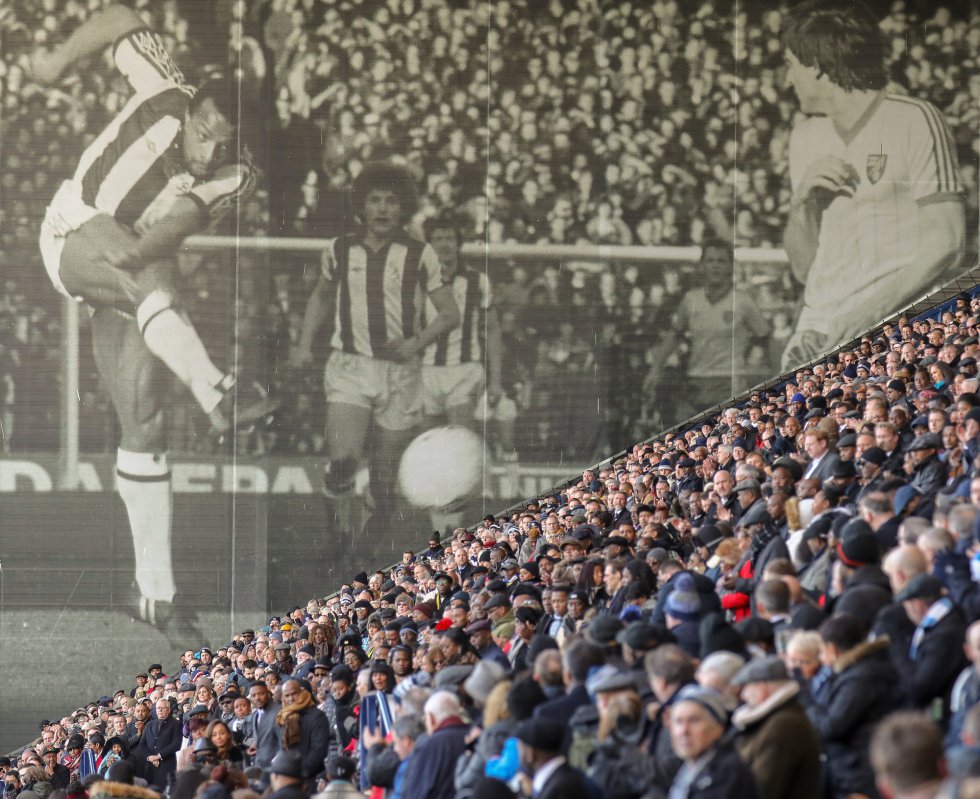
[29,4,273,639]
[291,162,460,548]
[780,0,965,369]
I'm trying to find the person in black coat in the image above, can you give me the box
[808,614,902,799]
[515,717,590,799]
[533,639,606,728]
[40,748,71,790]
[143,698,182,790]
[278,679,329,784]
[667,685,760,799]
[400,691,472,799]
[248,682,281,775]
[650,568,722,627]
[894,573,968,722]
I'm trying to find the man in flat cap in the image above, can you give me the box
[896,574,967,721]
[267,751,308,799]
[731,657,821,799]
[907,433,948,508]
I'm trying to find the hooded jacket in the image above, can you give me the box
[806,637,902,799]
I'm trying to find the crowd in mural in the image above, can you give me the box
[5,0,980,797]
[1,0,977,456]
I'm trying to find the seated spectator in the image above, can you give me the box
[668,685,760,798]
[809,614,902,799]
[731,657,821,799]
[870,711,945,799]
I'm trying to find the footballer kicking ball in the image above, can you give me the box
[398,425,484,510]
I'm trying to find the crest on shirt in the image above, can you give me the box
[866,154,888,185]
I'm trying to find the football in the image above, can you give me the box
[397,425,484,510]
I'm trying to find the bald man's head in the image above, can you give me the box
[882,545,927,595]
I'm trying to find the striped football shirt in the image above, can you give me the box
[422,270,491,366]
[70,28,252,235]
[321,232,445,360]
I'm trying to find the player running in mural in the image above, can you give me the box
[291,162,460,551]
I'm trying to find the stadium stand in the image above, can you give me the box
[4,1,980,797]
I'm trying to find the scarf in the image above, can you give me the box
[749,523,778,564]
[276,688,315,748]
[910,597,953,659]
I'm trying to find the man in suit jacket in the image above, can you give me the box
[515,717,590,799]
[143,698,182,790]
[533,638,605,728]
[802,428,840,485]
[249,682,282,775]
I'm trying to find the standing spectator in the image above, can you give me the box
[249,681,281,774]
[142,699,181,790]
[400,691,470,799]
[276,679,329,785]
[780,0,964,367]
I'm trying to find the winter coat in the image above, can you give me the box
[454,720,515,799]
[665,739,761,799]
[733,681,822,799]
[897,602,968,720]
[399,719,470,799]
[807,637,902,799]
[587,723,657,799]
[651,571,723,627]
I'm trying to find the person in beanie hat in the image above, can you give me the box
[669,685,760,798]
[665,573,703,658]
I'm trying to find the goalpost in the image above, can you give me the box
[57,239,789,488]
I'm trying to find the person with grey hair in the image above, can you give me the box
[399,692,470,799]
[361,713,425,798]
[696,651,746,710]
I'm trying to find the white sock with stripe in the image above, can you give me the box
[116,449,176,605]
[136,290,226,413]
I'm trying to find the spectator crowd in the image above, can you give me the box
[1,0,979,455]
[12,285,980,796]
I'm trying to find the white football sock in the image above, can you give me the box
[116,449,176,604]
[136,290,226,413]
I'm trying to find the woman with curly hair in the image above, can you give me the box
[308,622,335,662]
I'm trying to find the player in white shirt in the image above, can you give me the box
[780,0,964,369]
[30,5,274,637]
